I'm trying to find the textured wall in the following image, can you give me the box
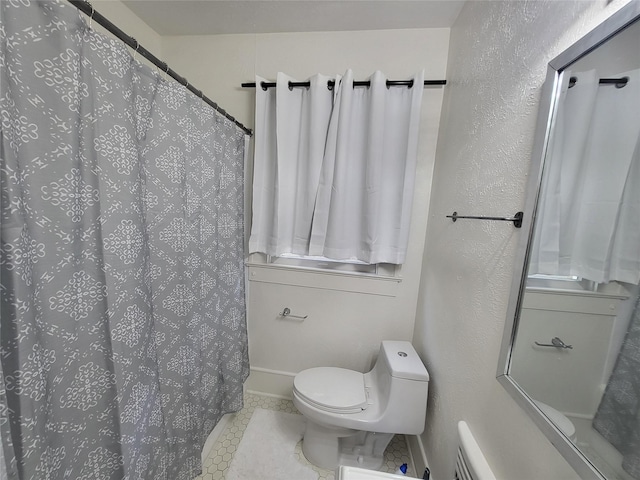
[413,1,633,479]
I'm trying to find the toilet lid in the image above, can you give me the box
[294,367,367,414]
[535,401,576,439]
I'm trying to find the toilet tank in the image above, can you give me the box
[369,341,429,434]
[379,341,429,382]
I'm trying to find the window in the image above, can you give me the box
[267,253,397,277]
[527,273,599,292]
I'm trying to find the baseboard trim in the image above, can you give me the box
[566,412,594,421]
[244,366,296,399]
[407,433,429,479]
[201,412,234,463]
[245,389,293,401]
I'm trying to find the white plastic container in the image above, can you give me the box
[337,466,420,480]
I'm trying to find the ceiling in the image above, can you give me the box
[121,0,466,36]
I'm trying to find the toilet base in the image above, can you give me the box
[301,421,355,469]
[301,421,395,471]
[339,431,395,470]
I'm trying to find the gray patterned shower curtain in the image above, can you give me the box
[0,1,249,479]
[594,293,640,479]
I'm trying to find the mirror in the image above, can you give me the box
[498,3,640,480]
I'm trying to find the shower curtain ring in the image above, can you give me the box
[88,2,94,29]
[132,38,139,62]
[160,61,169,81]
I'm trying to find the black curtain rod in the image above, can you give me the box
[66,0,253,136]
[568,76,629,88]
[241,79,447,90]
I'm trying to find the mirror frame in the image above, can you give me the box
[497,2,640,479]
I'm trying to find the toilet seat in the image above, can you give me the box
[294,367,368,414]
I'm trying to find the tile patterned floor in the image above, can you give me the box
[196,392,416,479]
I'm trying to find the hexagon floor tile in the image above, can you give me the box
[195,392,416,479]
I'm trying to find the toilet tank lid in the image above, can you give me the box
[381,341,429,381]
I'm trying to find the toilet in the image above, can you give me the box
[293,340,430,470]
[534,400,577,442]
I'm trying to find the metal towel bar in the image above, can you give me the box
[279,307,308,320]
[446,211,523,228]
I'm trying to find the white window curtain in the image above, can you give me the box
[249,69,424,265]
[309,70,424,264]
[529,70,599,276]
[249,75,278,255]
[530,68,640,284]
[249,73,334,256]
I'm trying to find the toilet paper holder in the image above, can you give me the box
[534,337,573,349]
[279,307,308,320]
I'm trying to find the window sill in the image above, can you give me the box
[246,262,401,297]
[525,277,629,299]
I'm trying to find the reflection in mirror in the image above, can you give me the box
[500,4,640,480]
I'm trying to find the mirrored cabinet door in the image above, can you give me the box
[498,3,640,480]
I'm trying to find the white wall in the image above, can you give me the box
[91,0,162,60]
[163,28,449,396]
[413,1,633,479]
